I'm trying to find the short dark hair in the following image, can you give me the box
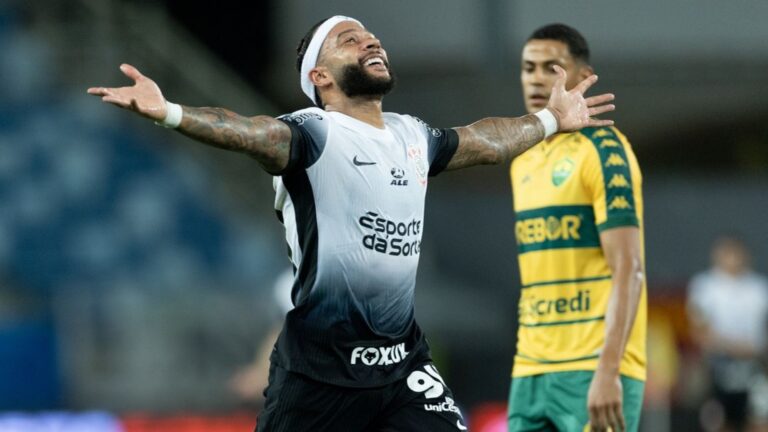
[528,23,590,64]
[296,18,331,107]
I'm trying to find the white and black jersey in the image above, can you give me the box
[272,107,458,387]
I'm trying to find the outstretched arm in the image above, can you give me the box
[87,64,292,173]
[447,66,615,170]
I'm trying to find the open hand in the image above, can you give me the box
[547,65,615,132]
[87,64,167,121]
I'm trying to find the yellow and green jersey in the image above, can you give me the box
[509,126,646,381]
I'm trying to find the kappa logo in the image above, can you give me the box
[608,174,630,188]
[605,153,627,167]
[591,129,612,138]
[351,343,409,366]
[599,138,621,148]
[608,196,632,210]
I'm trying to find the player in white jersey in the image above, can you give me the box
[88,15,615,432]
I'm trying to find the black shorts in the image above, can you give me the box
[713,384,748,429]
[255,361,467,432]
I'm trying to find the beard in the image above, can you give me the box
[337,61,396,99]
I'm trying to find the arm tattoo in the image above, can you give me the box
[449,114,545,170]
[177,106,292,173]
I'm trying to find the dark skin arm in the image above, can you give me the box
[450,114,545,169]
[88,64,613,173]
[449,65,615,170]
[178,108,291,173]
[87,64,292,173]
[587,226,644,432]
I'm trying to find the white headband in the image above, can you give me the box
[300,15,362,105]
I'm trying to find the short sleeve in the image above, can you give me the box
[579,127,641,232]
[408,116,459,177]
[274,108,330,174]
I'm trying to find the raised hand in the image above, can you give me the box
[87,64,168,121]
[547,65,615,132]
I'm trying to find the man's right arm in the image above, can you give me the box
[177,108,291,173]
[88,63,292,174]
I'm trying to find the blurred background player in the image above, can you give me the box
[688,235,768,432]
[228,268,294,404]
[507,24,646,432]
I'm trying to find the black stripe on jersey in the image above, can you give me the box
[276,115,328,174]
[281,169,318,307]
[428,128,459,177]
[274,120,307,175]
[275,209,295,265]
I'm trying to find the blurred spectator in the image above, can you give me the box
[687,235,768,432]
[0,279,61,410]
[228,269,294,405]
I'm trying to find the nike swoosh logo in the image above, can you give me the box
[353,156,376,166]
[456,419,467,430]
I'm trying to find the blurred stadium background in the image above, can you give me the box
[1,0,767,430]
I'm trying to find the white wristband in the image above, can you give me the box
[155,101,183,129]
[534,108,558,138]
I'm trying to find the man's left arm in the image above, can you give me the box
[587,226,644,432]
[447,66,615,170]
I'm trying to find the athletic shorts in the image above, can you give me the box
[256,361,467,432]
[713,384,748,429]
[508,371,645,432]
